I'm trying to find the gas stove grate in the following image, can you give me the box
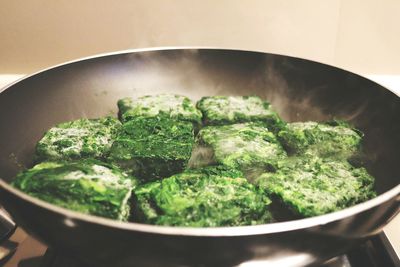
[37,233,399,267]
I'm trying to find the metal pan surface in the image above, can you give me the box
[0,48,399,266]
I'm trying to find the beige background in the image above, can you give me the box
[0,0,400,75]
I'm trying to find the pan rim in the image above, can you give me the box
[0,46,399,237]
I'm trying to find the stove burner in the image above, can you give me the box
[0,209,16,243]
[0,208,16,264]
[38,233,400,267]
[1,232,399,267]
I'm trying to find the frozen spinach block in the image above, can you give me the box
[12,160,135,221]
[255,157,376,217]
[108,115,194,181]
[191,123,287,174]
[133,166,273,227]
[118,94,202,123]
[36,117,121,161]
[277,121,362,158]
[196,96,284,130]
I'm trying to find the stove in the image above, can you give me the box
[1,227,399,267]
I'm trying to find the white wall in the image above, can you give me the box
[0,0,399,75]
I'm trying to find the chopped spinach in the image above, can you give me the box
[35,117,121,161]
[133,166,273,227]
[12,93,377,225]
[108,115,194,181]
[12,160,135,221]
[255,156,376,217]
[192,123,287,175]
[277,121,362,159]
[197,95,284,131]
[118,94,202,124]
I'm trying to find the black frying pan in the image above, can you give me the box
[0,48,399,267]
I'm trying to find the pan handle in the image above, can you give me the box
[0,207,16,242]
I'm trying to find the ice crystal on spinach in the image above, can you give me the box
[36,117,121,161]
[191,123,286,176]
[118,94,202,124]
[197,95,284,131]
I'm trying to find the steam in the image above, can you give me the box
[256,60,333,122]
[124,49,216,101]
[187,143,271,182]
[120,49,370,125]
[187,145,215,169]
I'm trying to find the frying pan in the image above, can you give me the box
[0,48,399,267]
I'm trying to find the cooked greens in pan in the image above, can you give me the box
[255,156,375,217]
[277,121,362,159]
[12,160,134,221]
[108,115,194,181]
[118,94,202,124]
[134,166,273,227]
[192,122,286,172]
[35,117,121,162]
[12,94,377,226]
[197,95,284,131]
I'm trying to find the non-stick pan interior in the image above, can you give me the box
[0,49,399,194]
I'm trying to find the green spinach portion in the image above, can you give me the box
[108,115,194,181]
[277,121,362,159]
[118,94,202,124]
[12,160,135,221]
[134,166,273,227]
[36,117,121,161]
[255,156,376,217]
[193,122,287,174]
[197,96,284,131]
